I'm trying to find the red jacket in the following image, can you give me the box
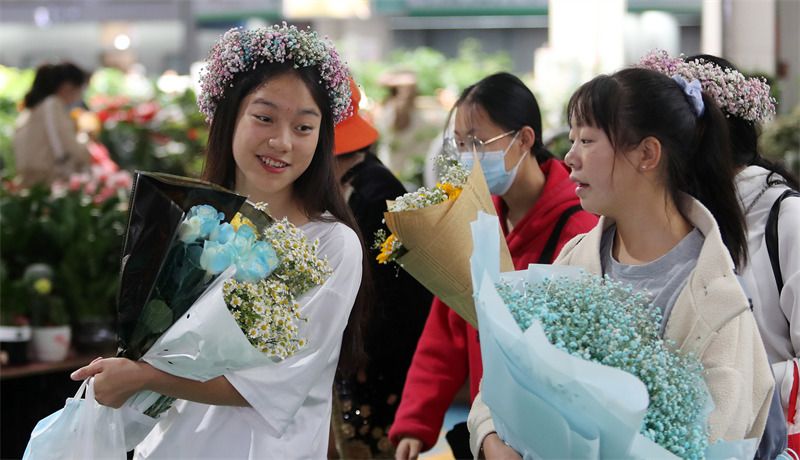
[388,159,598,450]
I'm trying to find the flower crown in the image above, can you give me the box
[198,23,353,124]
[637,49,776,123]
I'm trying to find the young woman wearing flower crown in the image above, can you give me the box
[390,72,598,460]
[70,24,369,458]
[642,50,800,457]
[467,67,775,458]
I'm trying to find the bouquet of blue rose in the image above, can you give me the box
[112,172,331,449]
[468,212,760,460]
[24,172,333,457]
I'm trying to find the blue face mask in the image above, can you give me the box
[459,131,523,195]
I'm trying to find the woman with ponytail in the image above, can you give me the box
[13,62,91,186]
[642,52,799,458]
[468,67,774,458]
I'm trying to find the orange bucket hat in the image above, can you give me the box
[334,78,379,156]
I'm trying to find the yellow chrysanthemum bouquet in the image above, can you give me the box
[375,155,512,327]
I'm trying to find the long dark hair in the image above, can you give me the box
[456,72,554,164]
[23,62,89,109]
[686,54,799,190]
[567,67,748,267]
[202,62,371,374]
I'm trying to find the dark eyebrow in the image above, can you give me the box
[251,97,320,118]
[299,108,321,118]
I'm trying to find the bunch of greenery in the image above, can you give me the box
[760,105,800,178]
[351,39,513,102]
[0,178,128,328]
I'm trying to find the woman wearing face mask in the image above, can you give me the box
[390,72,598,460]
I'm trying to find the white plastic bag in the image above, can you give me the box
[118,399,160,451]
[23,378,126,460]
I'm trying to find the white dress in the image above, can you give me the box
[134,219,362,459]
[735,165,800,424]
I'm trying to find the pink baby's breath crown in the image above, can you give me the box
[638,49,776,124]
[198,23,353,124]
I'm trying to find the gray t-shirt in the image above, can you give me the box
[600,225,704,335]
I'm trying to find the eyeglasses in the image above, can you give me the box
[443,130,518,160]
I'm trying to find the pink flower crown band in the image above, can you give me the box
[198,23,353,125]
[637,49,776,124]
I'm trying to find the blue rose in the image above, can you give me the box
[234,241,279,282]
[178,217,203,243]
[200,240,237,274]
[179,205,224,243]
[252,240,280,272]
[210,222,236,244]
[231,224,257,255]
[188,204,224,222]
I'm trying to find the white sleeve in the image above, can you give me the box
[223,223,362,436]
[774,196,800,424]
[468,382,496,459]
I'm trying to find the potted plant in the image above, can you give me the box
[25,263,72,362]
[0,183,54,366]
[0,177,126,360]
[46,169,130,352]
[0,260,32,365]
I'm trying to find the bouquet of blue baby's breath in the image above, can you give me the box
[471,212,761,460]
[496,274,709,459]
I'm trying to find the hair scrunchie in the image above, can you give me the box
[671,74,705,117]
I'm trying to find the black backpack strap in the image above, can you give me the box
[765,189,800,293]
[538,205,583,264]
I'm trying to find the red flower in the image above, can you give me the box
[132,102,159,124]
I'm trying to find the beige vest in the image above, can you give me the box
[468,195,775,456]
[555,195,774,442]
[13,95,89,187]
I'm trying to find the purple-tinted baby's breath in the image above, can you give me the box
[638,49,776,124]
[198,23,353,125]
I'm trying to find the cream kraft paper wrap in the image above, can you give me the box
[383,159,513,328]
